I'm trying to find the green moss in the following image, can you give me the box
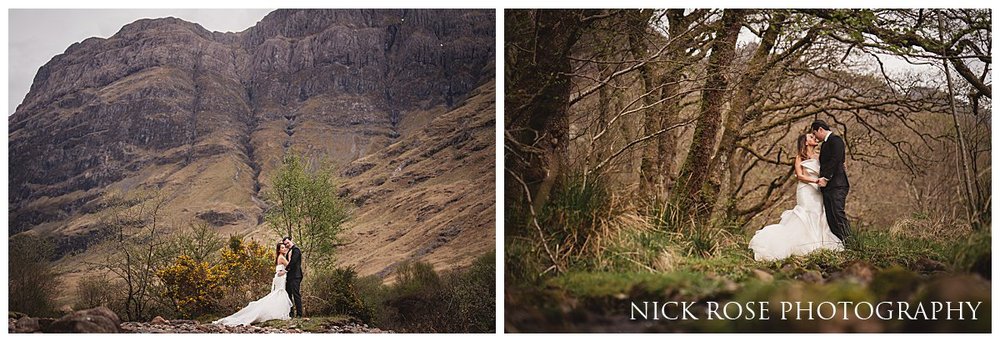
[548,271,724,300]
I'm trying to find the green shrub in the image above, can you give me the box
[381,261,446,331]
[8,234,60,317]
[370,253,496,332]
[305,266,373,322]
[74,273,118,310]
[950,229,990,278]
[445,252,495,332]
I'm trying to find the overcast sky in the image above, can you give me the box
[8,9,274,114]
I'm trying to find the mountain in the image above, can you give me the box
[8,9,495,291]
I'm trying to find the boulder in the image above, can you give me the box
[14,317,40,333]
[751,269,774,282]
[43,306,121,333]
[37,318,56,331]
[799,270,824,284]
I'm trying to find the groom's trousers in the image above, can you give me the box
[287,277,303,317]
[822,186,852,243]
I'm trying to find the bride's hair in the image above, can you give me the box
[275,243,283,265]
[796,133,811,160]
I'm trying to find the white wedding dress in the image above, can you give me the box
[213,264,293,326]
[749,158,843,261]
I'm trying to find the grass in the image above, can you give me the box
[548,271,726,300]
[506,187,991,332]
[506,176,991,331]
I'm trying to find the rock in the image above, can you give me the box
[913,257,947,273]
[799,270,824,284]
[37,317,56,331]
[44,306,121,333]
[751,269,774,282]
[14,317,40,333]
[150,316,168,324]
[842,261,875,284]
[58,305,74,315]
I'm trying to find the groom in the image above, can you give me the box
[281,237,304,318]
[812,120,852,245]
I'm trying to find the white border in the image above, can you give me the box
[3,1,999,341]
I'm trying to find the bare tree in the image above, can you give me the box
[94,188,171,321]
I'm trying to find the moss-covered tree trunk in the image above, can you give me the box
[505,10,590,215]
[671,9,744,224]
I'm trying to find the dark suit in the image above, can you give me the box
[818,133,851,241]
[285,246,304,317]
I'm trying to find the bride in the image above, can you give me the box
[749,133,843,261]
[213,243,294,326]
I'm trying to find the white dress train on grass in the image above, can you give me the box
[213,264,293,326]
[749,158,843,261]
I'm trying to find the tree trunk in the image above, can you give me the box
[641,9,708,201]
[671,9,744,224]
[707,11,787,221]
[626,10,661,199]
[938,11,980,231]
[505,10,590,214]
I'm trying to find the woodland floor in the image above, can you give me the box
[505,227,992,332]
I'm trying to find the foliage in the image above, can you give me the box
[844,228,951,269]
[371,253,496,332]
[157,254,224,318]
[214,237,275,312]
[446,252,497,332]
[264,153,351,267]
[527,175,647,273]
[950,229,991,278]
[304,266,373,322]
[75,273,118,310]
[168,223,226,263]
[8,234,60,317]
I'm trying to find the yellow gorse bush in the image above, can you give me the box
[216,238,273,292]
[156,238,273,318]
[157,254,224,318]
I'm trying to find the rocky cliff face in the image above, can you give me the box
[8,9,494,282]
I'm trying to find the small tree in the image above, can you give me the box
[169,223,226,264]
[75,273,116,310]
[264,153,350,267]
[95,187,172,321]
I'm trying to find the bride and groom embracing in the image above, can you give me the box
[214,237,305,326]
[749,120,853,261]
